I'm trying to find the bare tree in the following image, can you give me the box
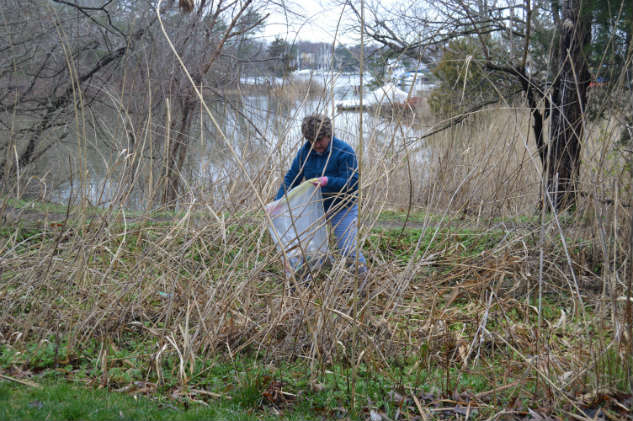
[547,0,591,209]
[350,0,626,211]
[156,0,266,205]
[0,0,147,184]
[0,0,269,208]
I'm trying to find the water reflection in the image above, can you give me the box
[47,74,427,210]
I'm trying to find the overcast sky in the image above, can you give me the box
[261,0,360,44]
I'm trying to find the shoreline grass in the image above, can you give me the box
[1,202,631,420]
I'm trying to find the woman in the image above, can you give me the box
[275,114,368,279]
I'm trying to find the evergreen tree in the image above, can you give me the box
[267,38,297,76]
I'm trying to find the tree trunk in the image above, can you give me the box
[163,96,196,206]
[547,0,591,211]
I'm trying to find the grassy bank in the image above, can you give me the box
[1,199,631,420]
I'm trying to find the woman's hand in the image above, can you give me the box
[310,176,328,187]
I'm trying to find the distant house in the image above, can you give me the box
[300,53,315,67]
[395,69,435,93]
[336,82,413,111]
[400,70,430,84]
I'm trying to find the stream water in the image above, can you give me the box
[42,71,429,210]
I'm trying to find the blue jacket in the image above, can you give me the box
[275,136,359,212]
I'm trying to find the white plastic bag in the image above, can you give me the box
[265,180,328,271]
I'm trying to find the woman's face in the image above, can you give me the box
[312,135,330,153]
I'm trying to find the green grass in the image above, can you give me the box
[0,202,627,420]
[367,225,507,262]
[0,359,506,421]
[0,194,194,224]
[0,379,287,421]
[2,196,70,215]
[1,380,176,421]
[377,208,451,225]
[0,337,512,420]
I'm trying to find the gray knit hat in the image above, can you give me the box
[301,114,332,143]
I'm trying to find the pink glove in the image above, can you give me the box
[311,176,328,187]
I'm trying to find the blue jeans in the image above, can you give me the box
[286,204,366,275]
[328,204,366,266]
